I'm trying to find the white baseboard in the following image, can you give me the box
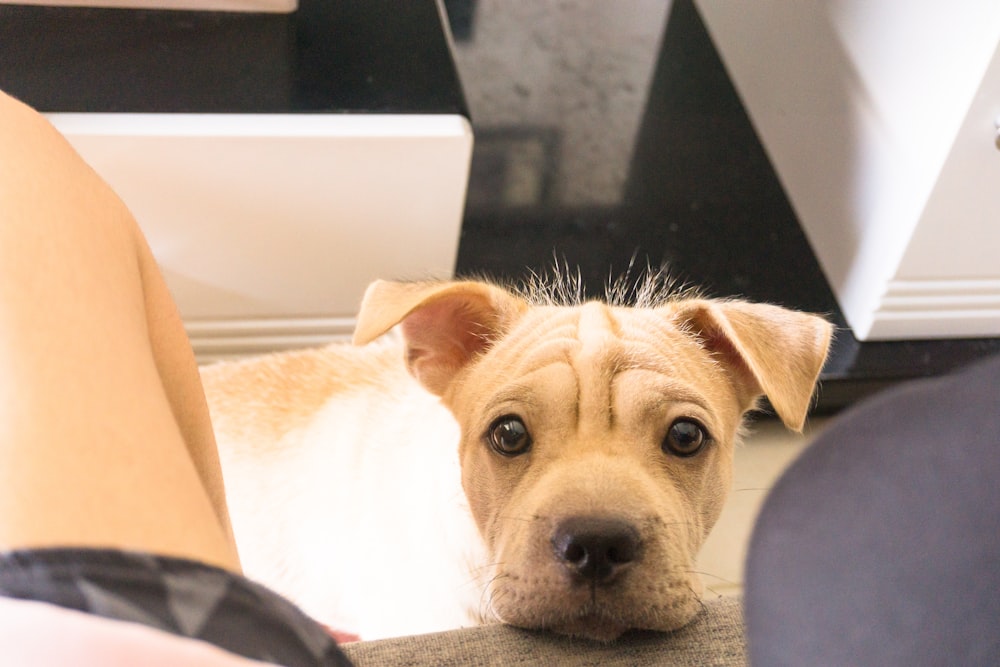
[869,279,1000,340]
[188,317,356,364]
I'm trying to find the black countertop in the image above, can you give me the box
[0,0,467,114]
[2,0,997,412]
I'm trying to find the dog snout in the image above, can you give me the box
[551,516,641,584]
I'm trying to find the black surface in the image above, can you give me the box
[0,0,467,115]
[1,0,997,412]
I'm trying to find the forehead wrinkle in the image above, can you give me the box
[484,357,580,438]
[617,338,722,413]
[483,381,543,415]
[619,340,681,376]
[493,307,578,367]
[568,305,625,432]
[625,374,713,414]
[618,307,692,350]
[574,301,619,350]
[570,310,715,433]
[507,336,580,380]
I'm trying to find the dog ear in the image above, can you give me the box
[353,280,529,395]
[671,300,833,431]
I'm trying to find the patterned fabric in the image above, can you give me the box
[0,549,352,667]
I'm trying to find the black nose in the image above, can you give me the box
[552,516,641,583]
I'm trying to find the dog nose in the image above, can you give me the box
[552,517,640,583]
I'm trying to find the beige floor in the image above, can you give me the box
[695,416,830,597]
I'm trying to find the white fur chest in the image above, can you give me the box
[218,376,489,641]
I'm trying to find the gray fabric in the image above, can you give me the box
[343,595,746,666]
[745,354,1000,666]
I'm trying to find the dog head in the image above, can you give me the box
[354,278,832,641]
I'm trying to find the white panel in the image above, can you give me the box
[48,113,473,356]
[894,41,1000,282]
[0,0,296,11]
[696,0,1000,340]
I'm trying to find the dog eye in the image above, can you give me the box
[487,415,532,457]
[662,419,708,457]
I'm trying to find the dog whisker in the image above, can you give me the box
[494,514,538,524]
[688,584,711,616]
[686,569,739,586]
[479,572,512,623]
[465,560,505,579]
[702,584,743,599]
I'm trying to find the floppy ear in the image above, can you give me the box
[353,280,529,396]
[671,300,833,431]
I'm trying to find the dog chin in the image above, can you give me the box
[515,593,705,643]
[547,614,630,642]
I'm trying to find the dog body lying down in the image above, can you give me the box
[202,279,832,642]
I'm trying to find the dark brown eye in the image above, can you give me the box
[663,419,708,457]
[488,415,532,456]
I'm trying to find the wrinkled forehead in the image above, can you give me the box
[485,301,714,384]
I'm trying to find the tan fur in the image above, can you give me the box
[206,343,403,446]
[203,278,832,641]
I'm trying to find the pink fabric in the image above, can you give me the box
[0,596,280,666]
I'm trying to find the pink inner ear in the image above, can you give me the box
[399,297,498,395]
[694,321,764,407]
[401,299,494,358]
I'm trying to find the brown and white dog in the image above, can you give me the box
[201,277,832,642]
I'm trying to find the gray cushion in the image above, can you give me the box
[343,595,746,666]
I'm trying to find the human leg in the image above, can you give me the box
[0,90,238,571]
